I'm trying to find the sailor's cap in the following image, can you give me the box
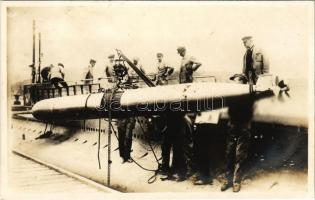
[241,36,253,41]
[90,59,96,63]
[57,63,64,68]
[108,54,115,59]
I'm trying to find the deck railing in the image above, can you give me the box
[23,81,101,106]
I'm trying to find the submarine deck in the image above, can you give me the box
[5,152,118,198]
[8,115,308,197]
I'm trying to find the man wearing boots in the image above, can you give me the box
[221,36,269,192]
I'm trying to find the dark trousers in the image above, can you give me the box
[117,118,135,160]
[51,77,68,88]
[161,115,187,175]
[224,126,251,184]
[194,125,212,178]
[224,95,254,184]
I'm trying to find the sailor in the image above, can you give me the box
[153,53,174,176]
[162,47,192,181]
[49,63,68,88]
[177,46,202,84]
[126,57,146,87]
[221,36,269,192]
[29,64,36,83]
[241,36,269,84]
[176,46,202,180]
[105,54,116,83]
[40,66,51,83]
[152,53,174,85]
[115,62,136,163]
[117,117,136,163]
[160,113,187,182]
[84,59,96,84]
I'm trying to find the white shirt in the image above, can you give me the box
[180,55,196,68]
[105,61,115,77]
[50,65,64,79]
[156,61,171,78]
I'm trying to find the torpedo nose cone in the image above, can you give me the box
[31,93,106,121]
[32,98,54,121]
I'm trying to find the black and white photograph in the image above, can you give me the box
[0,1,314,199]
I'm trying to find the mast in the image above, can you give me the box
[37,32,41,83]
[30,20,36,83]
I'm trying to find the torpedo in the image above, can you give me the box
[32,82,274,122]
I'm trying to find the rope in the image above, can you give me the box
[103,72,161,184]
[108,117,160,184]
[135,117,162,184]
[83,93,93,132]
[136,117,160,165]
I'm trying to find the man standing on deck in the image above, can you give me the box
[126,57,146,88]
[117,116,136,163]
[221,36,269,192]
[177,46,206,184]
[160,47,202,181]
[177,46,202,84]
[29,64,36,83]
[152,53,174,85]
[241,36,269,85]
[154,52,176,177]
[114,61,136,163]
[105,54,116,83]
[83,59,96,84]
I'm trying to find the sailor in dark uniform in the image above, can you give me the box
[113,61,136,163]
[40,66,51,83]
[221,36,269,192]
[160,47,202,181]
[29,64,36,83]
[117,117,136,163]
[160,113,187,181]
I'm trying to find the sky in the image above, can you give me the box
[6,1,314,84]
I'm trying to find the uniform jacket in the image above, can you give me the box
[179,55,198,83]
[242,46,269,79]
